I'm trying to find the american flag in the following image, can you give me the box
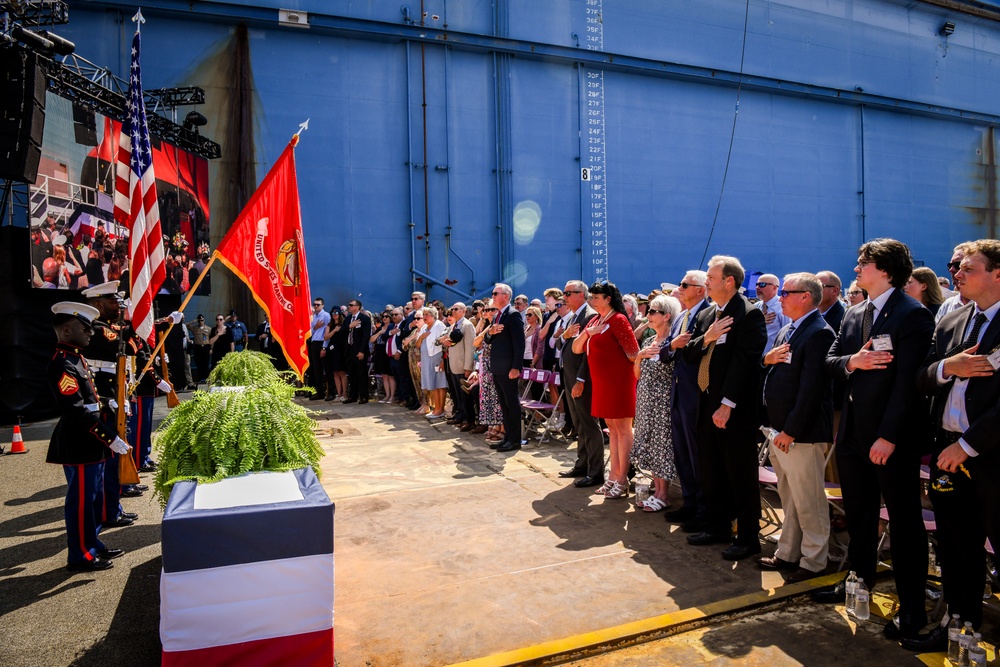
[114,28,165,345]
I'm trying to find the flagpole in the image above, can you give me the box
[127,251,220,397]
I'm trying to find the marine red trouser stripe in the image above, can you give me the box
[74,465,93,561]
[133,403,143,470]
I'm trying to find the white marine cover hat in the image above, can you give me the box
[52,302,100,326]
[81,280,122,299]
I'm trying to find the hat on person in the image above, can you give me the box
[81,280,122,299]
[52,302,100,327]
[636,293,648,304]
[660,283,678,293]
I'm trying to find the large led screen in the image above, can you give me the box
[28,93,211,296]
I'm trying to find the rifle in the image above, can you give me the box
[116,300,141,485]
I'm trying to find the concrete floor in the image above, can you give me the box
[2,395,997,666]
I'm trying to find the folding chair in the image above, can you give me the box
[521,370,564,443]
[757,431,782,535]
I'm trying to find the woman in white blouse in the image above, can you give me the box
[416,307,448,419]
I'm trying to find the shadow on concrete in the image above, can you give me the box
[0,565,97,617]
[70,555,162,667]
[5,483,66,506]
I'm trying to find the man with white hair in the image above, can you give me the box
[755,273,791,353]
[444,302,478,429]
[485,284,525,451]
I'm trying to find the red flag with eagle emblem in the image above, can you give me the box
[214,137,312,380]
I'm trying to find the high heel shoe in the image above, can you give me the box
[594,479,615,496]
[603,480,628,499]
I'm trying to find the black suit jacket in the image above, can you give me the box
[917,303,1000,457]
[347,311,372,358]
[560,304,598,386]
[683,294,767,424]
[763,310,836,443]
[825,289,934,450]
[486,305,526,377]
[823,300,846,333]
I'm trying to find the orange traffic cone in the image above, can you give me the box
[8,423,27,454]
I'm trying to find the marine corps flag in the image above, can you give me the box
[215,136,312,380]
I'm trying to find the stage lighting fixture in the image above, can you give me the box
[39,30,74,56]
[941,21,956,36]
[183,110,208,131]
[11,26,54,52]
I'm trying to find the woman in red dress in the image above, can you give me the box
[572,281,639,499]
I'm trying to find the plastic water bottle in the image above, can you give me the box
[968,633,987,667]
[854,578,870,620]
[845,571,858,616]
[958,621,974,666]
[634,474,650,506]
[948,614,963,665]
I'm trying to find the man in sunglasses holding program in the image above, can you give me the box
[755,274,791,354]
[936,242,975,323]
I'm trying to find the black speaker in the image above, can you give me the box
[72,103,97,146]
[0,45,47,183]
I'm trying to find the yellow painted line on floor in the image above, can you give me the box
[443,571,846,667]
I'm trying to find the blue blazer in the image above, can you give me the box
[486,305,526,377]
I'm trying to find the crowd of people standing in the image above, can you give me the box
[301,235,1000,653]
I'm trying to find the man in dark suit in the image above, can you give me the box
[484,283,526,452]
[904,239,1000,651]
[817,270,846,332]
[344,298,372,404]
[815,238,934,644]
[661,270,710,528]
[683,255,768,561]
[758,273,835,583]
[556,280,604,486]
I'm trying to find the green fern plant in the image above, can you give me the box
[207,349,303,398]
[153,357,324,505]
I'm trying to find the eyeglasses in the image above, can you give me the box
[216,317,225,321]
[312,303,322,307]
[648,309,664,315]
[678,282,703,289]
[491,291,503,296]
[857,260,875,267]
[947,261,962,272]
[756,282,776,289]
[779,290,809,297]
[555,302,564,308]
[822,284,838,289]
[846,290,863,297]
[483,308,497,312]
[563,290,582,295]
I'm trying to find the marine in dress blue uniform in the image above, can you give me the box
[46,302,131,571]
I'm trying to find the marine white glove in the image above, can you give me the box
[170,311,183,324]
[110,437,131,455]
[109,399,118,411]
[157,380,172,394]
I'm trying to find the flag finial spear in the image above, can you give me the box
[132,8,145,32]
[292,119,309,146]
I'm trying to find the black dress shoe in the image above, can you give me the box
[139,464,157,472]
[722,543,761,561]
[686,531,732,546]
[120,487,144,498]
[488,440,502,449]
[308,394,324,401]
[574,475,604,488]
[497,441,521,452]
[98,548,125,560]
[133,484,149,492]
[119,512,138,520]
[558,468,587,478]
[358,399,368,404]
[103,515,136,528]
[342,398,357,404]
[664,506,696,523]
[900,625,949,652]
[810,581,846,604]
[681,518,709,533]
[883,611,927,641]
[785,567,823,584]
[67,558,113,572]
[755,555,799,571]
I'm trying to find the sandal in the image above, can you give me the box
[604,481,628,499]
[642,496,669,512]
[594,479,615,496]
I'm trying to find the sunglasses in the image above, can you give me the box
[779,290,808,297]
[491,291,503,296]
[563,290,583,295]
[947,261,961,272]
[678,282,703,289]
[648,309,664,315]
[483,308,497,312]
[822,284,838,289]
[755,282,776,289]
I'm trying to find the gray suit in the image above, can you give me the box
[560,303,603,477]
[446,317,477,375]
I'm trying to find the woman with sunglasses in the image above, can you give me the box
[473,301,504,442]
[630,294,685,511]
[371,312,395,402]
[208,314,232,370]
[572,281,640,499]
[323,310,350,401]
